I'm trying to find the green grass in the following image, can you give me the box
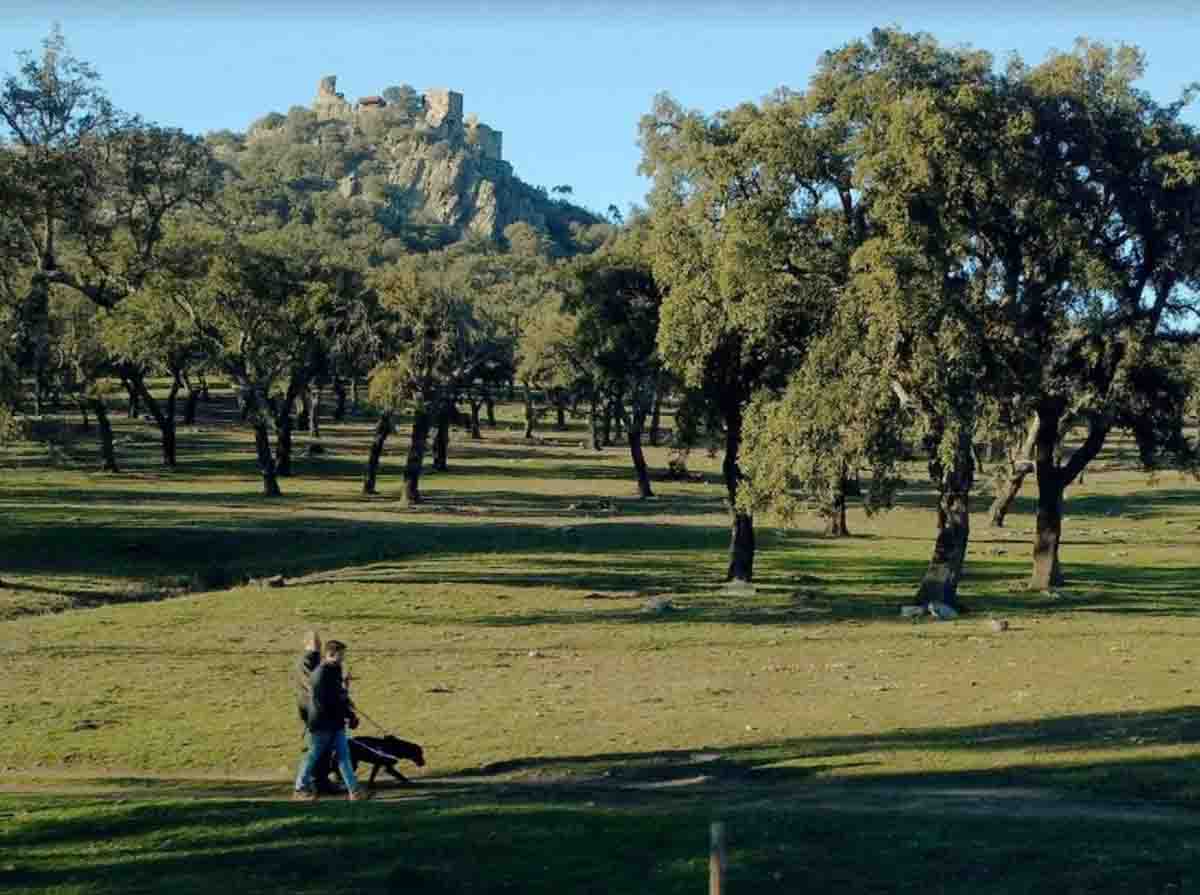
[1,393,1199,892]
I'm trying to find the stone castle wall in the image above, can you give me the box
[423,88,463,129]
[311,76,501,161]
[470,122,503,162]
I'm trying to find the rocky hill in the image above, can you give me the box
[209,75,603,254]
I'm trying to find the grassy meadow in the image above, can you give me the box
[2,390,1199,894]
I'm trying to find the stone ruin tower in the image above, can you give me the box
[310,75,503,163]
[313,75,354,122]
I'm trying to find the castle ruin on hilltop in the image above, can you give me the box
[313,75,503,162]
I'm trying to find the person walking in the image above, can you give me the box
[294,631,340,795]
[293,639,371,801]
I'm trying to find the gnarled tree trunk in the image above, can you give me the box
[274,382,304,477]
[468,398,483,440]
[403,408,432,506]
[123,376,141,419]
[308,384,321,438]
[629,407,653,499]
[183,387,200,426]
[990,416,1039,528]
[825,472,850,537]
[362,412,392,495]
[649,382,663,447]
[915,433,974,606]
[523,388,536,440]
[91,397,118,472]
[132,371,182,468]
[589,399,603,451]
[254,420,282,497]
[333,377,348,421]
[244,388,282,497]
[432,405,450,472]
[1031,407,1065,590]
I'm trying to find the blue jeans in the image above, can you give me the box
[295,728,358,792]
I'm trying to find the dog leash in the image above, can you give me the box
[353,739,403,764]
[352,705,393,737]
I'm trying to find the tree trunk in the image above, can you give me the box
[469,399,483,440]
[333,377,348,421]
[92,398,119,472]
[403,408,432,506]
[990,462,1033,528]
[613,402,625,443]
[432,405,450,472]
[124,377,141,419]
[308,384,321,438]
[162,415,177,468]
[915,436,974,607]
[555,402,567,431]
[160,385,178,468]
[131,371,180,468]
[649,383,663,447]
[1031,475,1065,591]
[629,409,653,499]
[254,418,282,497]
[78,402,91,431]
[590,400,603,451]
[183,388,200,426]
[485,395,496,427]
[362,412,392,495]
[523,388,535,440]
[243,387,282,496]
[1031,408,1065,590]
[601,407,613,447]
[723,404,754,583]
[274,387,300,477]
[825,474,850,537]
[990,416,1039,528]
[351,379,361,411]
[276,407,294,476]
[297,392,311,431]
[26,273,51,417]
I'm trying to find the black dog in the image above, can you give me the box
[335,735,425,786]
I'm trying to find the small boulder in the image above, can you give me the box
[899,604,925,619]
[643,596,676,614]
[928,602,960,620]
[267,574,287,588]
[988,619,1010,633]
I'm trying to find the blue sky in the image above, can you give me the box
[3,1,1198,217]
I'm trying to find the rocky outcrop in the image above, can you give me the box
[236,75,601,249]
[382,137,549,240]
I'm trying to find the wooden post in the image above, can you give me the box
[709,821,726,895]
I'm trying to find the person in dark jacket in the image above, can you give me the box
[295,631,322,724]
[295,631,340,794]
[294,639,369,800]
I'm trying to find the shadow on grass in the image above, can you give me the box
[6,710,1200,893]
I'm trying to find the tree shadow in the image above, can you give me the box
[7,708,1200,893]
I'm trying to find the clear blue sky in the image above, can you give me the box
[3,1,1198,217]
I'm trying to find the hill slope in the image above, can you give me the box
[208,75,603,254]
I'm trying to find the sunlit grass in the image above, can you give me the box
[1,394,1199,892]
